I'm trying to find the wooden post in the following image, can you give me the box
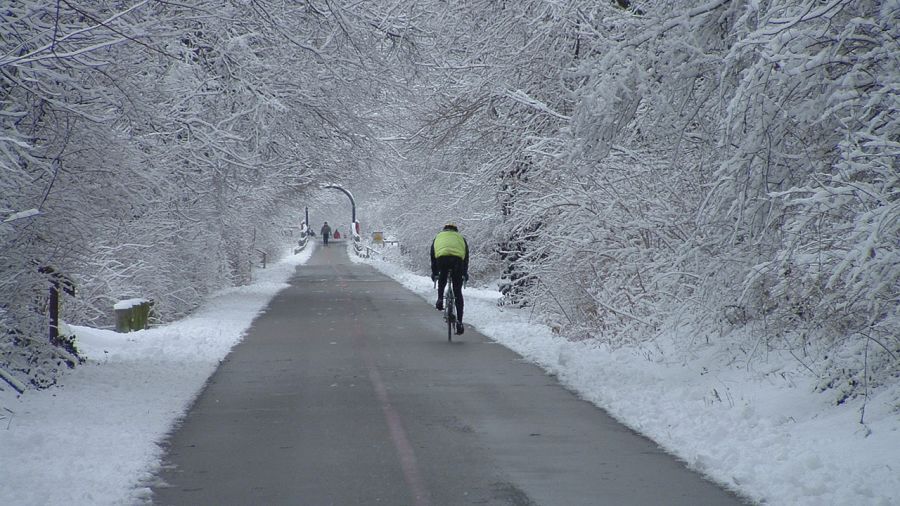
[48,280,59,345]
[115,298,151,332]
[134,301,149,330]
[40,266,74,345]
[115,307,131,332]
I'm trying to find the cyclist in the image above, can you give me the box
[430,223,469,335]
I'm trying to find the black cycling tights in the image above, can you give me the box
[435,256,464,322]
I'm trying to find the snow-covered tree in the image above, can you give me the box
[366,0,899,398]
[0,0,395,389]
[2,0,896,403]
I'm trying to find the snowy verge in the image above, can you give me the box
[0,244,315,506]
[355,253,900,506]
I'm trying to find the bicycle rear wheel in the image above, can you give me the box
[445,280,454,342]
[446,306,454,342]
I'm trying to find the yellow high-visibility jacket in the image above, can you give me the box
[433,230,467,259]
[430,229,469,278]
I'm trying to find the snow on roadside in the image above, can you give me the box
[356,252,900,506]
[0,244,314,506]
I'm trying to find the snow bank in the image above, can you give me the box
[0,244,314,505]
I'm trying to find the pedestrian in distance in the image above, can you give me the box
[321,221,331,246]
[430,223,469,335]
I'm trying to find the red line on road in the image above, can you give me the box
[335,265,431,506]
[366,358,431,506]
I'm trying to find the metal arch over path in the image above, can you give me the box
[323,184,356,223]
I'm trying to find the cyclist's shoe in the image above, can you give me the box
[435,299,444,311]
[455,322,464,335]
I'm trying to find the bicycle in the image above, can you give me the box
[435,270,462,341]
[443,273,457,342]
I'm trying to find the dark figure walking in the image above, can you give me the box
[430,223,469,334]
[321,222,331,246]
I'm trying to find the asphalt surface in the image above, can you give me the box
[151,244,746,505]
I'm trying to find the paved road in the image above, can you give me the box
[151,246,746,505]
